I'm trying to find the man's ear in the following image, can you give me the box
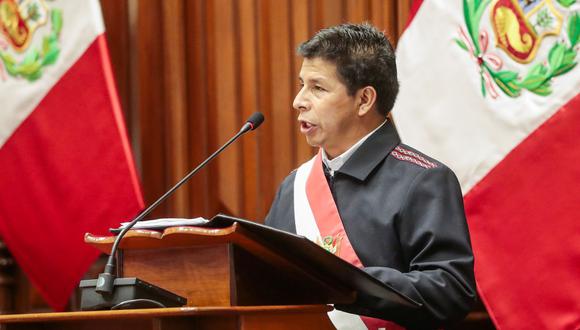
[356,86,377,117]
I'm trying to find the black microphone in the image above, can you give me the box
[240,111,264,132]
[92,112,265,297]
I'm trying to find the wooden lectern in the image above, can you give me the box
[0,215,417,329]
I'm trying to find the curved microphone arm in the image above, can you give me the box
[95,112,264,294]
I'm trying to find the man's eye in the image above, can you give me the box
[313,86,325,92]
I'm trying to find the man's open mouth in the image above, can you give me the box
[299,120,316,134]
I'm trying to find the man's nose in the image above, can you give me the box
[293,88,309,111]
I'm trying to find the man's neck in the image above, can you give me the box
[322,120,387,175]
[325,118,387,160]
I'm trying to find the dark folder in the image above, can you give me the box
[203,214,420,309]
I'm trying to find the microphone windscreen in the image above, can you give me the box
[247,112,265,130]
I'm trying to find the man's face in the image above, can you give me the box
[293,57,360,158]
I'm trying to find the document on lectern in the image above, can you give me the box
[113,217,209,232]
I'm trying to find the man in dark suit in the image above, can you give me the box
[265,23,476,329]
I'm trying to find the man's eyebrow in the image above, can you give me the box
[299,77,326,84]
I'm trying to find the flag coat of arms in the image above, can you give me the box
[0,0,143,310]
[393,0,580,329]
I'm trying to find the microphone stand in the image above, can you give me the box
[80,113,264,310]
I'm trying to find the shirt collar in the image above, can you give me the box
[337,119,401,181]
[322,120,387,176]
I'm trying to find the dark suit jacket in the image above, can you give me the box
[265,121,476,329]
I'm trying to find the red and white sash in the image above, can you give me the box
[293,150,404,330]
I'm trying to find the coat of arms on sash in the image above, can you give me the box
[317,235,343,256]
[455,0,579,98]
[0,0,62,81]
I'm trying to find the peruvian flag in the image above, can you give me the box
[393,1,580,329]
[0,0,143,310]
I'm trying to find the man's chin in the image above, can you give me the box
[304,137,321,148]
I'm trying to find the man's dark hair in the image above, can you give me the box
[297,23,398,116]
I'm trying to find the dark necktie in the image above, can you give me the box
[322,163,337,201]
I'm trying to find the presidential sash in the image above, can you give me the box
[293,150,404,330]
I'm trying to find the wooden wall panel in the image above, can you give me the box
[184,0,211,217]
[309,0,324,32]
[99,0,131,128]
[207,0,243,216]
[198,0,223,217]
[345,0,370,23]
[255,0,274,217]
[290,0,316,166]
[320,0,344,27]
[127,0,413,221]
[238,0,261,219]
[397,0,411,36]
[267,0,295,190]
[135,0,169,218]
[161,0,190,217]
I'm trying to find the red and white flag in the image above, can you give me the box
[393,0,580,329]
[0,0,143,310]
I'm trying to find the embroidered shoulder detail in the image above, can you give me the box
[390,146,438,169]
